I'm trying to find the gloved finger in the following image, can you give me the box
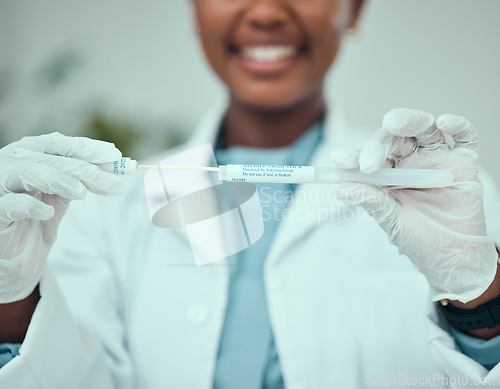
[1,164,88,200]
[359,109,447,174]
[330,149,361,169]
[0,193,55,230]
[383,108,447,149]
[334,183,399,227]
[358,128,395,174]
[358,128,414,174]
[436,114,478,151]
[4,132,122,164]
[38,154,127,196]
[383,108,431,132]
[331,148,394,171]
[3,153,126,196]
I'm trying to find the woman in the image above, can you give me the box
[1,0,500,387]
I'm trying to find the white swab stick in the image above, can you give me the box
[137,165,220,172]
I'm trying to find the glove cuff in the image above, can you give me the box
[0,221,47,303]
[429,236,498,304]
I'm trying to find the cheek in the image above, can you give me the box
[194,4,235,81]
[295,1,348,71]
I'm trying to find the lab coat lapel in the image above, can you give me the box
[265,107,367,267]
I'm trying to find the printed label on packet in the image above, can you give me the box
[226,165,315,183]
[112,158,130,175]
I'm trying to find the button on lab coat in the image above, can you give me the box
[2,102,500,389]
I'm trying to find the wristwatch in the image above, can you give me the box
[439,295,500,331]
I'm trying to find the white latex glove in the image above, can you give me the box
[330,108,498,304]
[0,132,126,303]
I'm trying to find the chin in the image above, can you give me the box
[231,84,318,114]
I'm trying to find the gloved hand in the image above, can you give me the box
[330,108,498,304]
[0,132,126,303]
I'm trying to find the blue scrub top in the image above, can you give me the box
[213,122,323,389]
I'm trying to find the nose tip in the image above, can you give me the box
[244,1,290,30]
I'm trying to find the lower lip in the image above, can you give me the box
[233,53,303,77]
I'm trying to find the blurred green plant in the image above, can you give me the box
[85,111,141,158]
[83,110,187,159]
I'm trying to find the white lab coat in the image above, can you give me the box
[2,102,500,389]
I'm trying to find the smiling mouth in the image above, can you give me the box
[239,45,303,62]
[230,44,306,63]
[228,41,307,77]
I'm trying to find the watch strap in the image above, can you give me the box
[439,294,500,331]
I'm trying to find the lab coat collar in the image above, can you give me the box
[185,97,229,150]
[186,97,360,164]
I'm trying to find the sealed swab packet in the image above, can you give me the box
[100,159,454,189]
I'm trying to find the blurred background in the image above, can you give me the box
[0,0,499,181]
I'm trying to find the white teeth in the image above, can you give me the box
[240,45,299,62]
